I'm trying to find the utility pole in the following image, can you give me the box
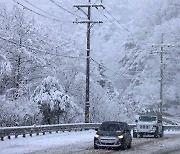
[152,33,178,119]
[160,33,164,117]
[152,33,164,118]
[73,1,104,123]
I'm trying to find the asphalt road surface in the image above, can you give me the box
[29,134,180,154]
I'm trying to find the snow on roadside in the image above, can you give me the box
[0,130,95,154]
[1,130,180,154]
[164,130,180,135]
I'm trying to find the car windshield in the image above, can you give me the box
[139,116,157,122]
[99,123,125,131]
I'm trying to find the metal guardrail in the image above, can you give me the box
[131,124,180,131]
[163,125,180,131]
[0,123,101,141]
[0,123,180,141]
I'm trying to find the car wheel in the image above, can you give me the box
[159,131,163,137]
[140,133,143,138]
[94,142,99,149]
[121,141,127,150]
[133,132,137,138]
[116,145,121,151]
[127,142,132,149]
[94,144,99,149]
[154,133,159,138]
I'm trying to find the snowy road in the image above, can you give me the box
[1,130,180,154]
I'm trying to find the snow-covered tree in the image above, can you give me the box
[33,76,82,124]
[0,94,40,127]
[117,0,180,117]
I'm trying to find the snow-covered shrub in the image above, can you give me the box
[33,76,82,124]
[0,95,41,127]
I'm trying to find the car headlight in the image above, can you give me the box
[94,134,100,138]
[118,135,124,139]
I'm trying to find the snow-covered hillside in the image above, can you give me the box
[0,0,180,126]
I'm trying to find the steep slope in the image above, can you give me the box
[2,0,180,121]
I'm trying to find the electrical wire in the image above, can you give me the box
[97,8,109,20]
[49,0,85,19]
[11,1,141,77]
[94,0,103,4]
[22,0,64,21]
[0,35,83,59]
[13,0,69,23]
[95,7,120,31]
[0,9,87,60]
[104,8,130,33]
[90,57,135,79]
[90,2,133,36]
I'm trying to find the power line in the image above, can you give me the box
[0,35,83,59]
[104,8,130,33]
[93,4,134,38]
[0,12,87,59]
[49,0,85,19]
[13,0,69,23]
[94,0,102,4]
[97,8,109,20]
[22,0,64,21]
[94,0,100,4]
[90,57,134,79]
[0,7,85,46]
[91,57,119,75]
[95,7,121,31]
[89,9,139,75]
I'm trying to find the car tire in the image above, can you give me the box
[94,143,99,149]
[116,145,121,151]
[154,133,159,138]
[133,132,137,138]
[140,133,143,138]
[159,131,163,137]
[127,142,132,149]
[121,141,127,150]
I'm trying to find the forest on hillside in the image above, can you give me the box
[0,0,180,127]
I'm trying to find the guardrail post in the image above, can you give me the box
[23,134,25,138]
[15,134,18,138]
[1,137,4,141]
[8,136,11,139]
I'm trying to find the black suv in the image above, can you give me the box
[94,121,132,150]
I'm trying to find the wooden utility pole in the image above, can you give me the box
[152,33,179,118]
[152,33,164,118]
[160,33,164,117]
[73,1,104,123]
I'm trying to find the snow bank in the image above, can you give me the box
[0,130,95,154]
